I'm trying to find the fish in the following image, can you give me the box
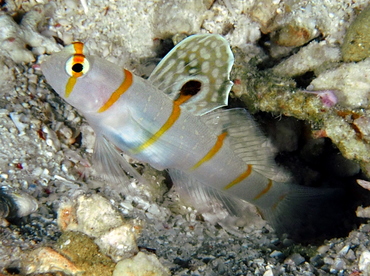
[41,34,340,238]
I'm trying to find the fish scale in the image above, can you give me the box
[41,34,335,238]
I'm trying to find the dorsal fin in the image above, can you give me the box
[149,34,234,116]
[201,108,291,182]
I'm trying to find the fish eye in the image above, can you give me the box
[65,54,90,77]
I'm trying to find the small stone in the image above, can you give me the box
[272,22,318,47]
[332,257,345,271]
[95,224,141,262]
[353,117,370,142]
[63,194,124,238]
[284,253,305,266]
[21,247,83,275]
[356,206,370,219]
[263,268,274,276]
[338,245,350,256]
[270,250,283,258]
[359,251,370,275]
[113,252,170,276]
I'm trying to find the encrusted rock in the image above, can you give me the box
[57,193,142,262]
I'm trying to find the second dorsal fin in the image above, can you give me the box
[149,34,234,116]
[201,108,291,182]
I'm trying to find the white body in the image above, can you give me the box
[41,35,321,235]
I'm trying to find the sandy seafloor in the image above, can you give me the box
[3,0,370,275]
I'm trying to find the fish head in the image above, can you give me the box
[41,42,128,114]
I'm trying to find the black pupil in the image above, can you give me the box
[72,63,83,73]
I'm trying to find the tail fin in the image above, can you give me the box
[259,184,359,242]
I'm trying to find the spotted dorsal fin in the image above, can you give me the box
[149,34,234,116]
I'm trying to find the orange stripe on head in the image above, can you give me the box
[98,69,133,113]
[223,164,252,190]
[73,42,84,55]
[65,42,87,98]
[191,132,228,170]
[65,76,77,98]
[253,179,273,200]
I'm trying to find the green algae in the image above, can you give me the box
[342,6,370,62]
[56,231,115,276]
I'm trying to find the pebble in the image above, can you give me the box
[285,253,305,266]
[359,251,370,275]
[60,194,124,237]
[113,252,170,276]
[21,247,83,275]
[95,224,140,262]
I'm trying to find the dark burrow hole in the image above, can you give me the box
[254,112,368,244]
[293,71,316,89]
[153,37,175,59]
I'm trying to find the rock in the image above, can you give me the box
[59,194,124,238]
[153,0,211,38]
[113,252,170,276]
[57,231,115,276]
[57,194,142,261]
[284,253,305,266]
[272,22,319,47]
[21,247,83,275]
[95,224,140,262]
[359,251,370,276]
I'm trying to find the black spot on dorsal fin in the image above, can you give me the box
[180,80,202,97]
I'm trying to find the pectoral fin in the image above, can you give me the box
[93,134,147,190]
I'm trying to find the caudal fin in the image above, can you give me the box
[260,184,360,242]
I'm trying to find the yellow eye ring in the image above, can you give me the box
[65,54,90,77]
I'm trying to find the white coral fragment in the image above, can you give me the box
[273,41,341,77]
[0,3,60,63]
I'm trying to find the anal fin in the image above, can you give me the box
[168,169,260,226]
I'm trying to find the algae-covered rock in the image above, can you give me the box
[342,6,370,62]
